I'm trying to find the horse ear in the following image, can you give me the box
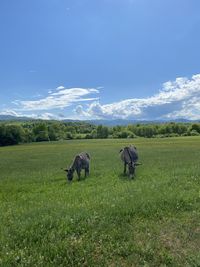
[86,153,90,159]
[119,149,123,153]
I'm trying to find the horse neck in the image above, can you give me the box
[70,166,75,173]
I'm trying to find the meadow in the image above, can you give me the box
[0,137,200,266]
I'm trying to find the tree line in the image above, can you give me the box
[0,120,200,146]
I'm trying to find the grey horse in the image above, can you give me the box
[120,145,141,178]
[64,152,90,181]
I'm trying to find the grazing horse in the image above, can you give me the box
[64,152,90,181]
[120,145,141,178]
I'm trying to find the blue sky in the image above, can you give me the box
[1,0,200,120]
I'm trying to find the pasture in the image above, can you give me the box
[0,137,200,266]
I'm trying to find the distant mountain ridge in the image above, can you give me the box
[0,115,32,121]
[86,118,198,126]
[0,115,199,125]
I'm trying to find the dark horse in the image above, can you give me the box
[64,152,90,181]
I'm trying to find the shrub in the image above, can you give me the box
[65,132,73,139]
[190,130,200,136]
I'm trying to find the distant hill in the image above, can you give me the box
[0,115,32,121]
[86,118,198,126]
[62,119,161,126]
[0,115,199,125]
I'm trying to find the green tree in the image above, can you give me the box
[97,125,109,138]
[0,124,24,146]
[191,123,200,133]
[33,123,49,142]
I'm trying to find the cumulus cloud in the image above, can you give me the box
[74,105,89,117]
[16,87,99,111]
[75,74,200,120]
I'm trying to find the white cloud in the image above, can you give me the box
[16,87,99,111]
[74,105,91,118]
[0,109,23,117]
[30,112,59,120]
[76,74,200,120]
[0,109,63,120]
[3,74,200,121]
[56,86,65,91]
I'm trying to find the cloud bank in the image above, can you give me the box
[2,74,200,121]
[75,74,200,120]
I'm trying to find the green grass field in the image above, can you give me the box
[0,137,200,266]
